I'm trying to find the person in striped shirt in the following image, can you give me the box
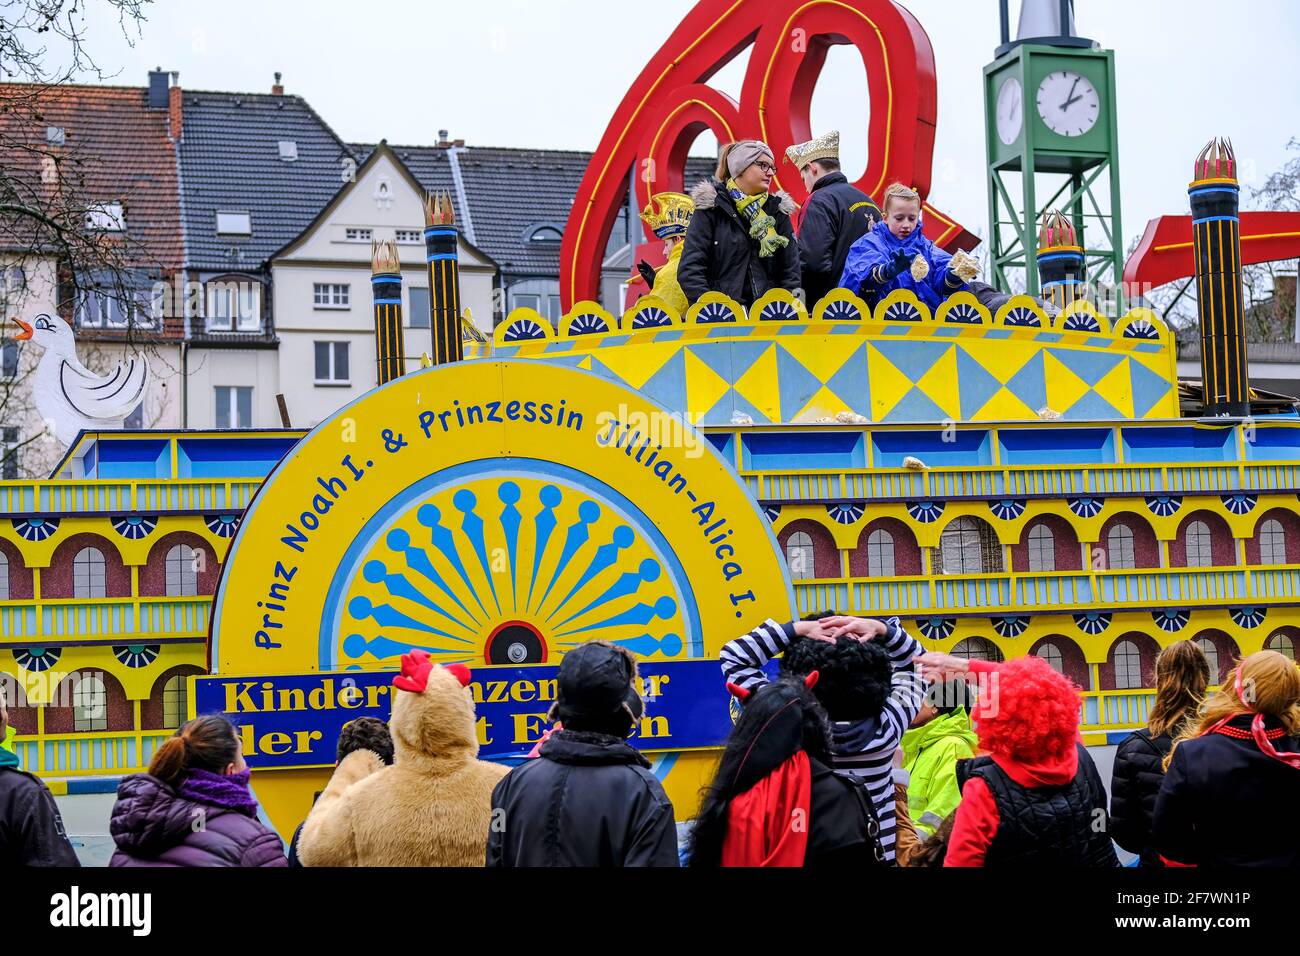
[719,613,930,863]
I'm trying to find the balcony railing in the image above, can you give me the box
[746,461,1300,503]
[795,566,1300,616]
[11,730,173,777]
[0,479,262,516]
[0,596,211,641]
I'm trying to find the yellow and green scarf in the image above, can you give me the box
[727,179,788,258]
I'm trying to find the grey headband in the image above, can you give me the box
[726,141,773,179]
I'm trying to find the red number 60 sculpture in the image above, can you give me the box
[561,0,977,309]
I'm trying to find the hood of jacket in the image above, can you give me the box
[389,661,480,771]
[902,708,978,758]
[0,726,17,768]
[539,728,650,768]
[110,773,250,856]
[991,743,1079,788]
[690,178,797,217]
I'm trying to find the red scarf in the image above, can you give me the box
[1204,668,1300,769]
[720,750,812,867]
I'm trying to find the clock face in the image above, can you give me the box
[1036,70,1100,137]
[996,77,1023,146]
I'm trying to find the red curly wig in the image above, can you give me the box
[972,656,1081,762]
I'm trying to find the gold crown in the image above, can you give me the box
[1038,210,1077,250]
[639,192,694,239]
[784,130,839,170]
[371,239,401,274]
[1194,137,1236,182]
[423,190,456,227]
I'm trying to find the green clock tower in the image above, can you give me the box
[985,0,1123,303]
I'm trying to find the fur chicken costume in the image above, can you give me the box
[298,651,507,866]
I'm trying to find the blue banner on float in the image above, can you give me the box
[193,659,755,769]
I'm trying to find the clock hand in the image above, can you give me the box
[1060,77,1081,111]
[1061,93,1083,111]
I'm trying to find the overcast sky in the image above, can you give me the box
[55,0,1300,258]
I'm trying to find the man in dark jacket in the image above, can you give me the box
[678,146,802,309]
[785,130,882,308]
[0,695,80,866]
[486,641,679,867]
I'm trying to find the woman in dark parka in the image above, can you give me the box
[1109,640,1210,866]
[678,140,802,308]
[110,715,286,867]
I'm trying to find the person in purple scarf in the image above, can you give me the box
[109,715,286,867]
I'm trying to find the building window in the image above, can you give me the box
[1259,519,1286,565]
[344,228,372,242]
[408,287,430,328]
[166,544,198,597]
[1027,524,1056,573]
[1107,523,1136,570]
[513,293,542,313]
[72,674,108,732]
[866,529,895,577]
[1195,637,1220,679]
[77,286,159,330]
[1266,632,1296,661]
[527,225,563,242]
[1,426,17,479]
[278,140,298,161]
[215,386,253,429]
[1,341,16,380]
[1113,639,1143,690]
[206,281,261,332]
[314,341,351,385]
[396,229,422,243]
[313,283,350,309]
[124,404,145,430]
[0,551,8,600]
[1185,520,1213,568]
[952,637,1003,663]
[73,547,107,599]
[85,202,125,232]
[215,211,252,235]
[785,531,815,580]
[163,674,189,729]
[939,517,1003,575]
[1035,641,1064,674]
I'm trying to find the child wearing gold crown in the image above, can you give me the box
[635,192,695,314]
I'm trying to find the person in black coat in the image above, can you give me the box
[1152,651,1300,867]
[0,695,80,866]
[784,130,882,309]
[486,641,679,867]
[1110,640,1210,866]
[678,140,802,308]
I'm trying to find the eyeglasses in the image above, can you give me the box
[752,161,777,174]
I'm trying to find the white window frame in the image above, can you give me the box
[0,550,9,600]
[1035,641,1064,674]
[314,341,351,386]
[1259,519,1286,566]
[344,228,373,243]
[85,202,125,232]
[395,229,422,244]
[1027,523,1056,573]
[1113,639,1143,690]
[165,544,198,597]
[73,546,107,599]
[215,385,253,429]
[952,637,1002,663]
[205,281,262,333]
[1107,523,1136,570]
[163,674,189,729]
[1266,632,1296,661]
[786,531,815,581]
[1185,520,1214,568]
[2,340,18,379]
[278,140,298,161]
[866,528,895,578]
[313,283,351,310]
[1195,637,1220,680]
[939,517,1002,575]
[215,211,252,235]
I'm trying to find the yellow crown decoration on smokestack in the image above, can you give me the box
[423,190,456,227]
[1035,208,1087,310]
[371,238,401,275]
[1193,137,1236,183]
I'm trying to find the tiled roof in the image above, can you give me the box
[0,83,183,271]
[364,143,717,279]
[179,91,354,272]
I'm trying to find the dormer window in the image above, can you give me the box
[46,126,65,146]
[526,223,564,243]
[216,211,252,235]
[278,140,298,161]
[85,202,125,232]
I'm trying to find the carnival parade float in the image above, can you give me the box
[4,0,1299,836]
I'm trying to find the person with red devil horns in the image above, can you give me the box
[688,671,888,867]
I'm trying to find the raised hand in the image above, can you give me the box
[820,615,889,642]
[914,651,972,683]
[793,617,837,643]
